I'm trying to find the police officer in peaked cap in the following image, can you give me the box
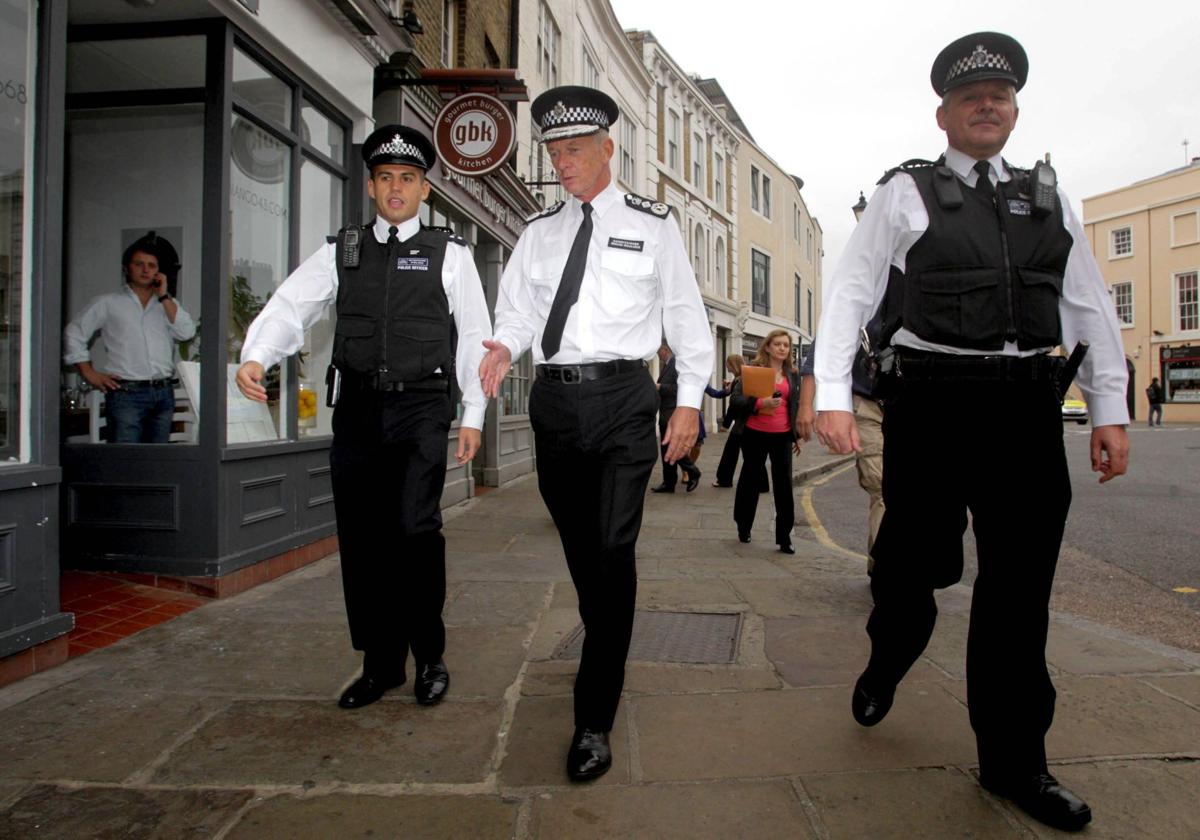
[479,86,713,781]
[813,32,1130,831]
[236,124,493,711]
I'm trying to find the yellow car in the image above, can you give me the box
[1061,398,1088,425]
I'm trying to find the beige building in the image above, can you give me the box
[1082,159,1200,423]
[728,127,823,360]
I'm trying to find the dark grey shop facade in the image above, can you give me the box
[0,0,538,680]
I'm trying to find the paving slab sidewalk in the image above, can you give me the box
[2,436,1198,839]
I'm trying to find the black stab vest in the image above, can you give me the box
[332,225,453,381]
[880,160,1073,351]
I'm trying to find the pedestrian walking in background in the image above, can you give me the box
[1146,377,1164,426]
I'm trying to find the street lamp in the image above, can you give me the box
[851,191,868,223]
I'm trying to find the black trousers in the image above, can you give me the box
[864,375,1070,781]
[329,389,451,674]
[734,428,794,544]
[715,425,768,489]
[530,368,659,731]
[658,409,699,488]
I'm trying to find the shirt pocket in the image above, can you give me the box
[529,257,565,308]
[599,249,657,317]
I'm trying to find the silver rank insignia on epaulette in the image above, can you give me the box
[526,200,565,223]
[624,193,670,219]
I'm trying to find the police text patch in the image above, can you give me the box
[396,257,430,271]
[1007,199,1032,216]
[608,237,644,252]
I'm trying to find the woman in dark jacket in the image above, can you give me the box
[730,329,802,553]
[711,354,767,491]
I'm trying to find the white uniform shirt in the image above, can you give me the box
[492,181,714,409]
[240,214,492,430]
[64,285,196,380]
[814,146,1129,427]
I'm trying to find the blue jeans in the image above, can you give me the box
[107,384,174,443]
[1148,403,1163,426]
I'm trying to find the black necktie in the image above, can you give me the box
[541,202,593,360]
[387,225,399,247]
[973,160,995,198]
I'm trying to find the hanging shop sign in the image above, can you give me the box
[433,93,516,177]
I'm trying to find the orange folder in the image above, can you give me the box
[740,365,777,415]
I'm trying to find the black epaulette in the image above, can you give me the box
[526,201,565,223]
[877,158,938,185]
[624,193,671,219]
[326,235,337,245]
[424,225,467,246]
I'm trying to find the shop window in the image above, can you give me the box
[232,48,291,130]
[1162,347,1200,403]
[501,353,532,416]
[0,0,32,462]
[62,105,206,445]
[296,158,342,437]
[68,36,206,92]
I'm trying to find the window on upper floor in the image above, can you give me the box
[806,227,813,262]
[750,165,760,213]
[537,2,559,86]
[692,225,705,286]
[794,274,802,326]
[667,110,680,172]
[1110,226,1132,259]
[714,155,724,206]
[806,288,814,333]
[1111,281,1134,326]
[581,44,599,89]
[761,174,771,219]
[692,132,703,187]
[752,249,770,315]
[620,119,636,188]
[1177,271,1198,332]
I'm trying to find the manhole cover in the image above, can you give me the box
[551,610,742,664]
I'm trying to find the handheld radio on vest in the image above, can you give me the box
[1030,154,1057,217]
[342,227,361,268]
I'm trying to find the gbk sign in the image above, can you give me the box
[434,93,516,177]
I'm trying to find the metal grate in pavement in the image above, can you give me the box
[551,610,742,664]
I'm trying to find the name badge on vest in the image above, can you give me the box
[607,237,644,252]
[1007,199,1032,217]
[396,256,430,271]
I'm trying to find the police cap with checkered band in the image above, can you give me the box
[531,86,620,143]
[361,124,436,171]
[931,32,1028,96]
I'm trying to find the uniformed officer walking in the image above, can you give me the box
[479,86,713,781]
[236,125,491,711]
[814,33,1130,832]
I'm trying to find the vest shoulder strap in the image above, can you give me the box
[877,158,939,185]
[422,225,467,247]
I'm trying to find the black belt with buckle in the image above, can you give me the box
[894,349,1060,382]
[343,373,449,393]
[536,359,646,384]
[121,378,178,389]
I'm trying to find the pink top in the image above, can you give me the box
[745,373,790,434]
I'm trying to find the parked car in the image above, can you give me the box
[1061,398,1088,424]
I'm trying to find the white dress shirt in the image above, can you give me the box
[240,214,492,430]
[492,181,714,409]
[814,146,1129,427]
[64,284,195,380]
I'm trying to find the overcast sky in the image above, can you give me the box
[607,0,1200,288]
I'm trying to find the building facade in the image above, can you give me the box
[1082,159,1200,423]
[1,0,539,681]
[625,31,740,427]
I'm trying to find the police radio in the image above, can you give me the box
[1030,154,1057,217]
[341,226,361,268]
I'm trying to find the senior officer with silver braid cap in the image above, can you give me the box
[236,125,491,712]
[479,86,713,782]
[814,33,1129,832]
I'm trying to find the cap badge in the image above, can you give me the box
[552,101,567,119]
[971,45,987,67]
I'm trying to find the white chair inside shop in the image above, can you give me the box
[175,361,278,444]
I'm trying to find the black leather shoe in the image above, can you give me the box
[778,541,795,554]
[567,728,612,782]
[650,483,675,493]
[981,772,1092,832]
[414,660,450,706]
[738,531,751,543]
[338,672,405,709]
[685,470,702,492]
[851,675,894,727]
